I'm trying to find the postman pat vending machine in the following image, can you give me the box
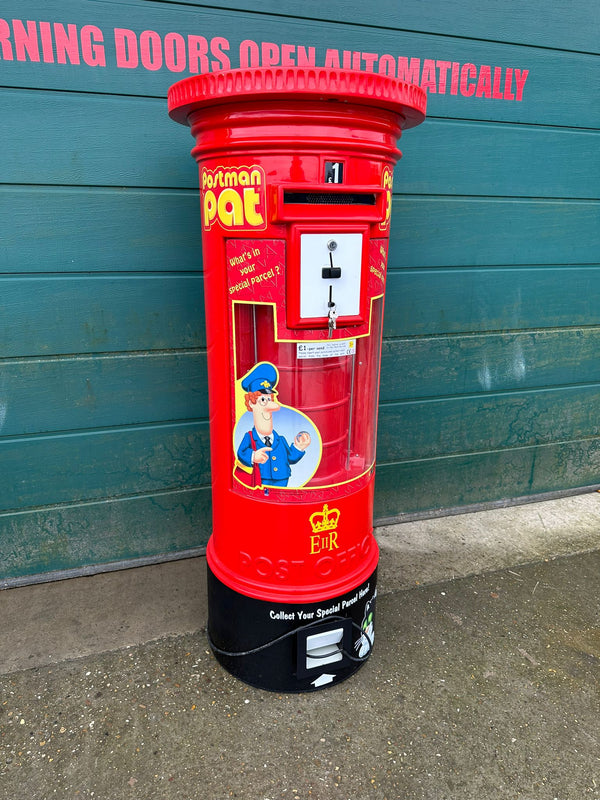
[168,67,426,691]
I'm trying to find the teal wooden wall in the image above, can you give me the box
[0,0,598,584]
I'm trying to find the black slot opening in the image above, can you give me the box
[283,191,377,206]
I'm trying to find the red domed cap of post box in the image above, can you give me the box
[168,67,427,128]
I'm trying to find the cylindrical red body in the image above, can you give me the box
[168,68,425,691]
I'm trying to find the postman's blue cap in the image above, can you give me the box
[241,362,278,395]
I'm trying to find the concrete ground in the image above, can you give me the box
[1,492,599,799]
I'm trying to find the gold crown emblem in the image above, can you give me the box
[309,504,340,534]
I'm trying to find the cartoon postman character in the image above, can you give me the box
[236,363,311,488]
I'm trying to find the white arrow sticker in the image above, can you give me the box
[311,673,336,688]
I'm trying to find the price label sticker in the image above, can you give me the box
[297,340,356,359]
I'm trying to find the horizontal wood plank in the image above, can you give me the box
[377,383,600,462]
[388,197,600,268]
[384,266,600,337]
[0,352,207,437]
[380,328,600,402]
[0,90,197,189]
[374,438,600,518]
[398,120,599,199]
[0,488,211,583]
[0,274,206,357]
[2,91,598,197]
[0,186,203,273]
[0,422,210,512]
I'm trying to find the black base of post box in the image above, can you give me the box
[206,566,377,693]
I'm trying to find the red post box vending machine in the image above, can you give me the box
[168,68,426,691]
